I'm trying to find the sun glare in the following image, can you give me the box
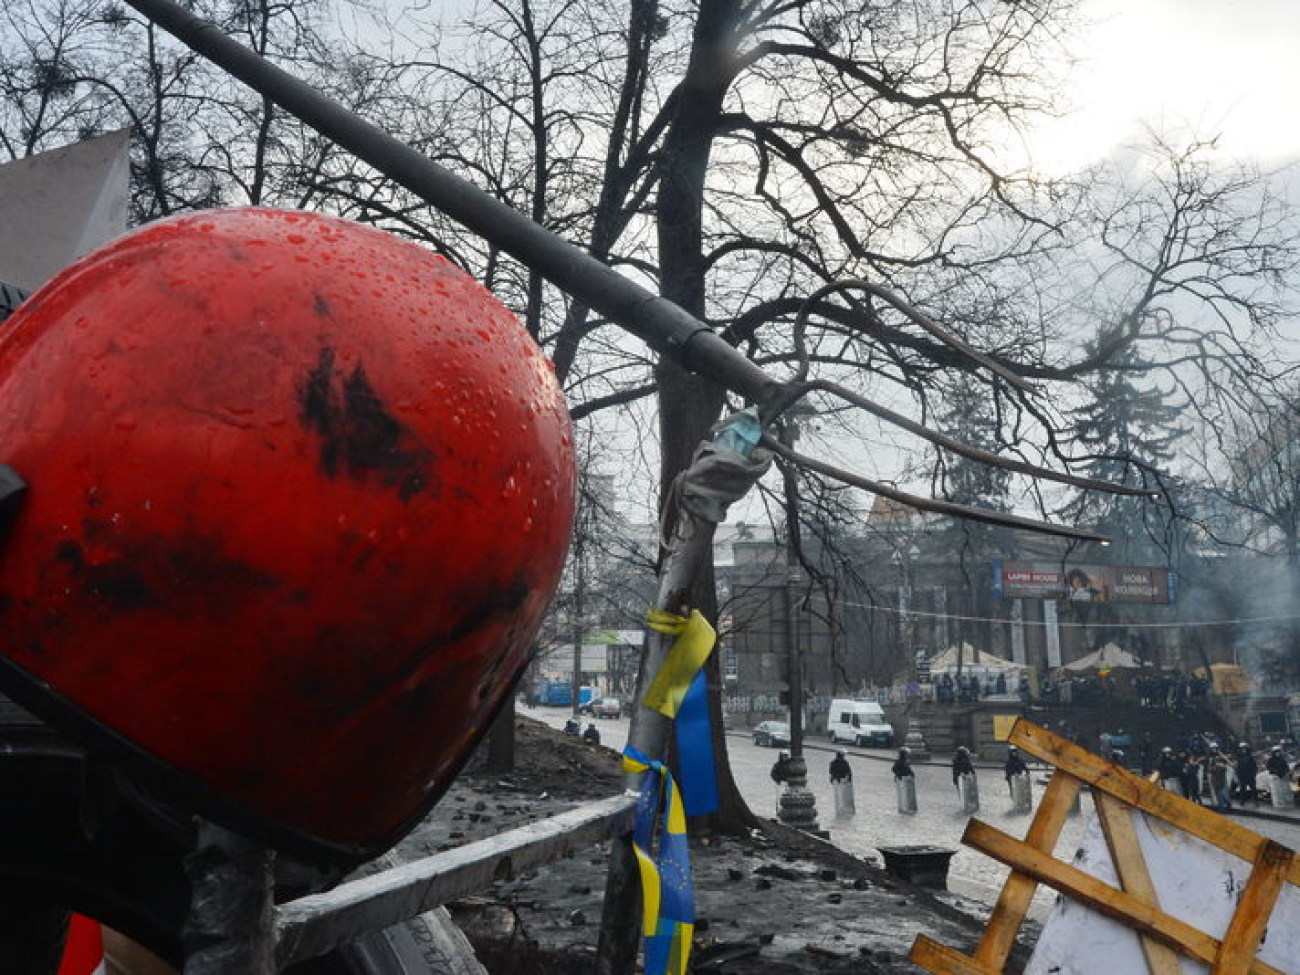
[1018,0,1300,176]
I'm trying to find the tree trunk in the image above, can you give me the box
[652,0,755,833]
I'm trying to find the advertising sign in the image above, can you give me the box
[991,560,1175,605]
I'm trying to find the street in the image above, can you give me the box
[534,708,1300,917]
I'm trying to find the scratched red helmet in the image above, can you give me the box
[0,208,575,863]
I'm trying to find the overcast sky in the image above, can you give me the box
[1024,0,1300,174]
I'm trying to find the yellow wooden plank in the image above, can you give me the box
[962,818,1286,975]
[909,935,1000,975]
[1009,720,1300,888]
[972,770,1081,968]
[1095,793,1184,975]
[1212,840,1295,975]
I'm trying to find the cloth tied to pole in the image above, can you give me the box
[643,608,719,817]
[617,407,770,973]
[676,441,772,525]
[622,746,695,975]
[660,409,772,549]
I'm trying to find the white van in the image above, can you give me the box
[827,699,894,747]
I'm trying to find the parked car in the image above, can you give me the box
[752,720,791,748]
[592,698,622,719]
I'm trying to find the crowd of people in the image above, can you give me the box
[933,671,1012,703]
[768,742,1034,817]
[854,665,1230,711]
[1146,735,1296,809]
[1133,671,1214,709]
[1035,668,1213,710]
[766,732,1298,818]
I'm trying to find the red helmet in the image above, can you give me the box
[0,208,575,863]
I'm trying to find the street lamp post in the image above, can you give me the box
[776,412,820,834]
[571,532,585,721]
[894,544,931,759]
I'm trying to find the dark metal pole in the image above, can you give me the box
[119,0,780,413]
[775,419,819,833]
[572,534,585,720]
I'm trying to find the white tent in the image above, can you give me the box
[1062,642,1146,672]
[928,643,1026,672]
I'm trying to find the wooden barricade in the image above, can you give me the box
[910,719,1299,975]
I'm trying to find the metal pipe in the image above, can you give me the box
[120,0,780,411]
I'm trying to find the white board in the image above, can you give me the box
[0,129,130,291]
[1026,810,1300,973]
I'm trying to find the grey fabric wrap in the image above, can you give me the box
[677,442,773,525]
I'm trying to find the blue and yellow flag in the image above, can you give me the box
[621,607,727,974]
[643,608,720,817]
[643,608,715,718]
[623,746,694,975]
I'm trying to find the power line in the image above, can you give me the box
[842,599,1300,631]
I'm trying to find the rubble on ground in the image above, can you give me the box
[392,716,1039,974]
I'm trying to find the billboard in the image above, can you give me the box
[991,560,1175,605]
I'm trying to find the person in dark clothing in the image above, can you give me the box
[829,750,853,783]
[1179,750,1203,804]
[938,673,954,704]
[1139,731,1155,776]
[1266,746,1291,779]
[770,752,792,785]
[582,722,601,745]
[769,751,793,814]
[563,717,580,736]
[1234,744,1258,804]
[1207,748,1232,808]
[1004,745,1028,796]
[892,746,918,813]
[829,749,856,816]
[892,747,915,780]
[952,746,975,789]
[1157,746,1182,791]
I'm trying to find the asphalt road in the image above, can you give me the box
[533,707,1300,916]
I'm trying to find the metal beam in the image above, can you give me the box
[275,795,637,966]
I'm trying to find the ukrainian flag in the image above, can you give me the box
[643,608,715,718]
[644,608,720,816]
[623,747,695,975]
